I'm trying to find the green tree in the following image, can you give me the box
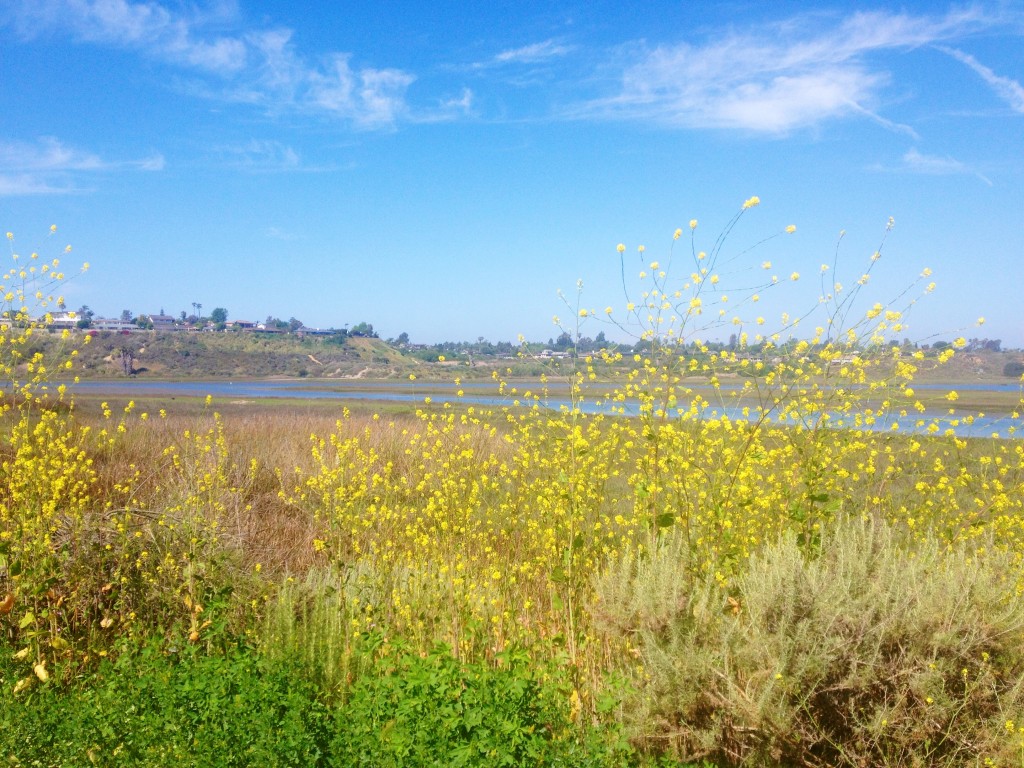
[1004,361,1024,378]
[350,322,377,338]
[210,307,228,324]
[75,305,94,330]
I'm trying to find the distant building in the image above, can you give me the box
[150,313,177,330]
[45,312,78,329]
[93,318,136,331]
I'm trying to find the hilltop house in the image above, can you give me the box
[45,312,78,329]
[149,313,177,330]
[92,317,136,331]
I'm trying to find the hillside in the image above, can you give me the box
[47,330,425,379]
[25,329,1024,385]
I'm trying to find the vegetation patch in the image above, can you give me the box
[3,209,1023,765]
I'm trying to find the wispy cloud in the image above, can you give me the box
[0,136,164,172]
[897,147,992,185]
[216,139,300,171]
[939,46,1024,113]
[3,0,417,130]
[492,39,573,65]
[264,226,301,241]
[0,136,164,195]
[4,0,247,74]
[408,88,475,124]
[441,88,473,112]
[584,8,993,134]
[0,174,71,196]
[0,136,104,171]
[308,54,414,127]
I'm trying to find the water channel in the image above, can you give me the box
[62,379,1023,439]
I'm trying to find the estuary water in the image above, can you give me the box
[63,378,1023,439]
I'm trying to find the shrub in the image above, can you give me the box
[594,517,1024,766]
[1004,361,1024,378]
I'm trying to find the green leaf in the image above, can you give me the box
[656,513,675,528]
[19,611,35,629]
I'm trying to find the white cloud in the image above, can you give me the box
[309,56,414,128]
[217,139,301,170]
[0,137,163,195]
[0,136,162,172]
[3,0,418,129]
[899,147,992,185]
[587,8,994,134]
[137,154,167,171]
[404,88,476,125]
[903,147,966,173]
[940,47,1024,113]
[493,39,572,65]
[709,68,882,134]
[0,174,72,196]
[5,0,248,74]
[442,88,473,112]
[247,28,305,97]
[0,136,103,171]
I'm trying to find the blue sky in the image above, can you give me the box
[1,0,1022,347]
